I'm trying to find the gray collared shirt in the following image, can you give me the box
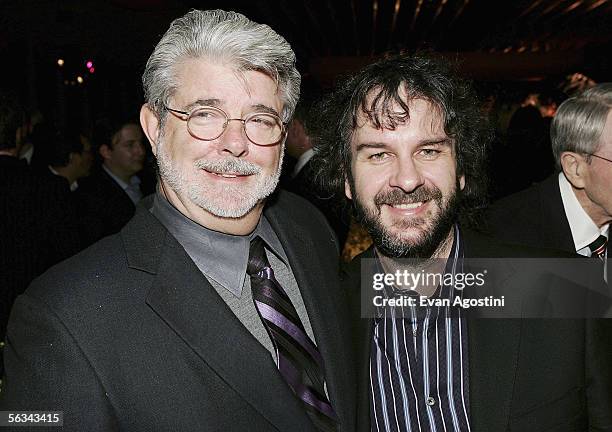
[149,192,317,360]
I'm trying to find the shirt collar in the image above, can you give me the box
[373,224,463,319]
[19,145,33,164]
[150,191,288,297]
[291,148,315,179]
[103,164,140,191]
[558,172,609,252]
[48,165,78,191]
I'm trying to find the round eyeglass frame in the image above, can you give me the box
[587,153,612,164]
[164,105,287,146]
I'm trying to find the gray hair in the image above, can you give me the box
[551,83,612,168]
[142,9,300,125]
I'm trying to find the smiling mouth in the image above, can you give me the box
[204,169,251,179]
[390,202,424,210]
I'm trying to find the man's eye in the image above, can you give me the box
[418,148,441,158]
[249,115,276,128]
[192,109,223,121]
[369,152,389,161]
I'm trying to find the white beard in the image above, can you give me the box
[156,140,283,219]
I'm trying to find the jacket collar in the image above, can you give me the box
[265,193,355,430]
[122,203,314,430]
[538,174,576,252]
[122,194,354,430]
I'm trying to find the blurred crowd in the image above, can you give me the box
[0,97,157,356]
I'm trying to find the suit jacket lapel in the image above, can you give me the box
[123,207,312,431]
[538,175,575,253]
[467,317,521,431]
[265,196,355,430]
[356,317,373,432]
[101,168,136,209]
[343,247,375,432]
[463,230,522,430]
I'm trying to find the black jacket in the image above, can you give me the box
[0,156,80,350]
[484,174,575,253]
[1,191,356,432]
[77,167,155,246]
[345,230,612,431]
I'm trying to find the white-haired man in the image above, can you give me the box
[1,10,354,432]
[487,84,612,281]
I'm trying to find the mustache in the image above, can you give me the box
[373,186,442,207]
[194,158,261,175]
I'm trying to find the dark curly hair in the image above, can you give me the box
[311,53,492,225]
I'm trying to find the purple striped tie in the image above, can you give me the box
[247,237,338,431]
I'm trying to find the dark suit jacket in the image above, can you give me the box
[484,174,575,253]
[77,167,154,246]
[281,156,350,247]
[0,157,80,356]
[1,191,356,432]
[345,230,612,431]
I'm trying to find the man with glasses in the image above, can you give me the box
[487,84,612,279]
[1,10,354,432]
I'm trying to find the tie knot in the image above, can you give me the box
[588,235,608,258]
[247,237,271,276]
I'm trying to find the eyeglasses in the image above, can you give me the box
[588,153,612,164]
[164,105,286,146]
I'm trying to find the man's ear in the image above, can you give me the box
[345,177,352,200]
[140,104,161,156]
[459,174,466,191]
[99,144,112,161]
[560,151,587,189]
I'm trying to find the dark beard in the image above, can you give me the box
[352,184,460,259]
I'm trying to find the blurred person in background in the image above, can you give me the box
[0,92,79,378]
[45,125,94,192]
[486,83,612,284]
[77,117,154,244]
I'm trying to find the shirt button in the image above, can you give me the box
[426,396,436,406]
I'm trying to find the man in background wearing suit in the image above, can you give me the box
[1,10,354,432]
[77,118,152,244]
[282,96,350,246]
[0,92,83,379]
[487,84,612,273]
[312,54,612,431]
[44,126,93,192]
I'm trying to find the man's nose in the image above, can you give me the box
[217,119,249,157]
[388,156,424,193]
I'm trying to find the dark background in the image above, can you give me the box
[1,0,611,126]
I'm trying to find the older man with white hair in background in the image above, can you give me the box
[487,84,612,283]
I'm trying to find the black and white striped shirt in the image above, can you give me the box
[370,227,471,432]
